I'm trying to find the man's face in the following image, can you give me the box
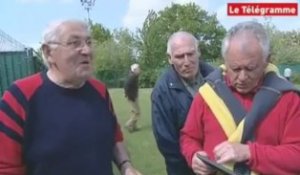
[225,35,267,94]
[133,67,141,75]
[169,37,199,81]
[48,22,94,82]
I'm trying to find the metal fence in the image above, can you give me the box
[0,29,44,95]
[278,64,300,75]
[0,49,44,95]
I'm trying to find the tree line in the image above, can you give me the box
[89,3,300,87]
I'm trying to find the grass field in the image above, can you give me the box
[110,85,300,174]
[109,88,166,175]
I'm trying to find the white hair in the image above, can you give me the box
[166,31,200,56]
[131,63,139,72]
[221,21,270,61]
[41,19,90,67]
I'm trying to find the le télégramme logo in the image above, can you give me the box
[227,3,298,16]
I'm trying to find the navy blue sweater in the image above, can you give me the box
[0,72,122,175]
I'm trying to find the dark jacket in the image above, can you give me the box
[124,71,139,101]
[151,62,214,175]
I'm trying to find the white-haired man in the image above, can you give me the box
[284,67,292,81]
[124,63,141,132]
[181,21,300,175]
[151,31,214,175]
[0,19,142,175]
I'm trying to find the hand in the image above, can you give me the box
[213,141,250,164]
[191,151,215,175]
[121,163,143,175]
[123,168,142,175]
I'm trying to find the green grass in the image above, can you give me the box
[109,88,166,175]
[111,85,300,174]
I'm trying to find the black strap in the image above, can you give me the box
[206,70,298,143]
[241,87,280,143]
[206,70,299,174]
[206,68,246,125]
[234,162,250,175]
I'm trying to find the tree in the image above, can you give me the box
[90,22,112,43]
[93,28,137,87]
[137,3,226,87]
[267,29,300,64]
[262,18,300,64]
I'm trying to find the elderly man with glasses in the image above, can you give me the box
[0,19,142,175]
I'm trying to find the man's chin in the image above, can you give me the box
[181,72,196,80]
[182,75,194,81]
[236,87,251,94]
[77,70,92,80]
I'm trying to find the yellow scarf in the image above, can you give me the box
[199,63,279,175]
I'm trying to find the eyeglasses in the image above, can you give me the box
[48,39,95,49]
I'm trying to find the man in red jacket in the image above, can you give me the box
[180,21,300,175]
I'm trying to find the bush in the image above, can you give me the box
[139,69,160,88]
[291,72,300,84]
[95,69,127,88]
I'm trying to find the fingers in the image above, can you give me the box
[214,141,236,163]
[124,167,143,175]
[192,151,214,175]
[213,141,228,152]
[194,167,212,175]
[216,151,236,164]
[213,141,250,164]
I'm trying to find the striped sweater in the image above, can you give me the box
[0,72,123,175]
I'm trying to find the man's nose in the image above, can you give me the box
[183,54,191,64]
[238,70,248,81]
[80,43,92,55]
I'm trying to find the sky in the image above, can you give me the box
[0,0,299,50]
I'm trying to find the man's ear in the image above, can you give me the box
[41,44,55,66]
[42,44,51,59]
[167,54,172,64]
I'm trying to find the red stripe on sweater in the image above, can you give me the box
[0,132,25,175]
[14,73,43,101]
[2,91,26,121]
[0,111,23,137]
[88,78,106,99]
[88,78,124,142]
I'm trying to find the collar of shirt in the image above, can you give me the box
[181,72,204,96]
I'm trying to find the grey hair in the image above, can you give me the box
[221,21,270,60]
[166,31,200,56]
[41,19,90,67]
